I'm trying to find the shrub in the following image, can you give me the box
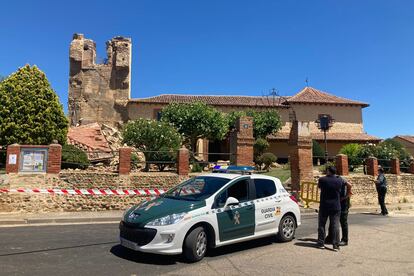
[339,143,363,170]
[61,145,90,169]
[319,161,336,174]
[260,152,277,171]
[191,162,203,173]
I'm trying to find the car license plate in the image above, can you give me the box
[120,237,138,251]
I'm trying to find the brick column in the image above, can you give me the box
[47,143,62,174]
[336,154,349,176]
[410,162,414,174]
[119,147,132,175]
[366,157,378,176]
[288,121,313,192]
[6,144,20,174]
[177,146,189,176]
[390,158,400,175]
[229,116,254,166]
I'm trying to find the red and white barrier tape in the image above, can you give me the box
[0,188,167,196]
[0,187,199,196]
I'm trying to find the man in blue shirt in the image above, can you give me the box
[317,166,342,251]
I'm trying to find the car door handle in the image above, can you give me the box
[275,199,282,203]
[246,206,254,210]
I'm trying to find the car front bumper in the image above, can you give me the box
[119,221,185,255]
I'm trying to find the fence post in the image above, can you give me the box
[390,158,400,175]
[177,146,189,176]
[366,157,378,176]
[410,161,414,174]
[119,147,132,175]
[335,154,349,176]
[6,144,20,174]
[47,143,62,174]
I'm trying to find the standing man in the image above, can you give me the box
[325,176,352,246]
[374,168,388,216]
[317,166,342,251]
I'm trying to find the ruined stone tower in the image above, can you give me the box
[68,34,132,126]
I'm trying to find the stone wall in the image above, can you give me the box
[0,172,188,213]
[343,174,414,206]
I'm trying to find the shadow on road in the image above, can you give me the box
[294,238,337,252]
[207,236,276,257]
[110,245,181,265]
[111,236,286,264]
[360,212,381,216]
[0,241,117,257]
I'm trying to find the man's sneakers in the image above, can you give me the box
[339,240,348,246]
[317,242,325,249]
[333,246,340,252]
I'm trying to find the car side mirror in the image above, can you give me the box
[224,197,239,209]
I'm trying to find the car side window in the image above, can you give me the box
[254,179,276,199]
[216,179,249,208]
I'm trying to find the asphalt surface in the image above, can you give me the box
[0,213,413,276]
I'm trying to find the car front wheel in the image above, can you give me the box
[183,226,207,262]
[276,215,296,242]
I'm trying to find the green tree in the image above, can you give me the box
[379,139,411,160]
[312,140,324,158]
[339,143,363,170]
[254,138,269,163]
[227,109,282,139]
[161,102,228,152]
[122,118,182,171]
[0,65,68,145]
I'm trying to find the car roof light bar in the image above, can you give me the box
[212,165,255,175]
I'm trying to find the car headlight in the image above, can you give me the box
[146,212,187,226]
[122,206,135,220]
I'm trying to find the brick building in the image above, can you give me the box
[68,34,381,160]
[393,136,414,156]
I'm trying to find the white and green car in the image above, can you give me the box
[119,167,301,262]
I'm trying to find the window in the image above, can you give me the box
[19,148,48,173]
[164,176,230,201]
[254,179,276,199]
[216,179,249,207]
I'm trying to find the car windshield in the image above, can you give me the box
[163,176,231,201]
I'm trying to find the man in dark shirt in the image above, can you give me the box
[317,166,342,251]
[325,176,352,246]
[374,167,388,216]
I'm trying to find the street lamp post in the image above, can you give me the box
[315,115,335,164]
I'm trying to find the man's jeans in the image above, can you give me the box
[318,208,340,247]
[376,186,388,215]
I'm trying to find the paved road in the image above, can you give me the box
[0,213,413,276]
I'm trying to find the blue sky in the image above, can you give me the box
[1,0,413,139]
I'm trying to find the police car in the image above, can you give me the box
[119,166,301,262]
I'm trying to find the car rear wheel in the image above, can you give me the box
[276,214,296,242]
[183,226,207,262]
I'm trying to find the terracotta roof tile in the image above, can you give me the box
[129,94,288,107]
[268,132,381,142]
[285,87,369,107]
[67,123,112,161]
[394,135,414,144]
